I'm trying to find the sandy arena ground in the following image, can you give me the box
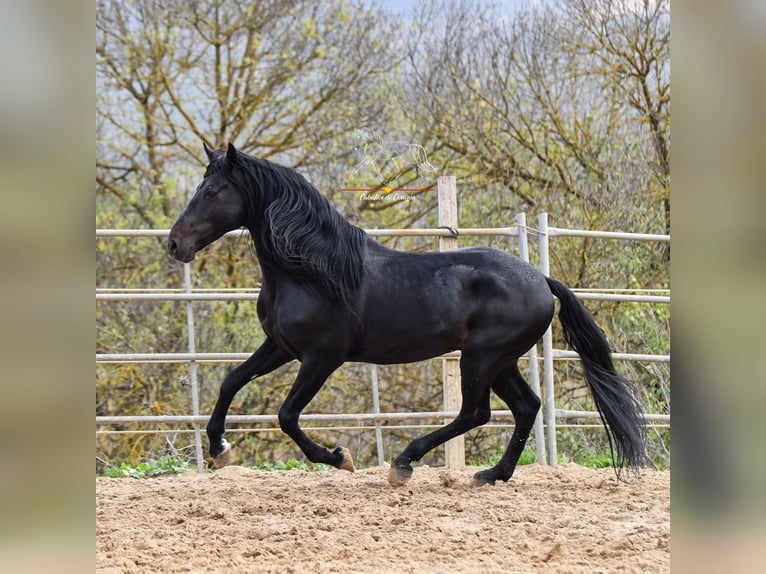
[96,463,670,573]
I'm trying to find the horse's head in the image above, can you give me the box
[353,127,379,151]
[168,142,247,263]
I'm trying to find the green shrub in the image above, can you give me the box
[104,455,188,478]
[468,448,537,468]
[248,458,331,472]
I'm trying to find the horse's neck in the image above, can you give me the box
[245,201,276,265]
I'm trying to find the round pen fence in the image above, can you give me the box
[96,179,669,473]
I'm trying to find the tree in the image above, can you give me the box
[403,0,669,241]
[97,0,401,228]
[564,0,670,234]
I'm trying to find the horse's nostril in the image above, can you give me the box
[168,237,178,256]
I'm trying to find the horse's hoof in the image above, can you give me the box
[470,475,496,487]
[212,440,232,469]
[388,463,413,486]
[470,469,498,487]
[337,447,355,472]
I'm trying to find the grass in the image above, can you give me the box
[467,449,614,469]
[247,458,331,472]
[467,449,538,468]
[101,450,616,478]
[558,451,614,468]
[103,455,188,478]
[100,456,331,477]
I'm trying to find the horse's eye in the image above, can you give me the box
[205,186,219,198]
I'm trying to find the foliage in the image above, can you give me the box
[248,459,331,472]
[558,450,614,470]
[468,448,537,468]
[468,448,618,470]
[103,455,188,478]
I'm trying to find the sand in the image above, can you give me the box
[96,463,669,573]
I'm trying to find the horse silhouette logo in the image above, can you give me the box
[346,128,436,194]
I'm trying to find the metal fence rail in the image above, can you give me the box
[96,411,671,426]
[96,208,670,472]
[96,350,668,364]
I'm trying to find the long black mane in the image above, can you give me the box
[213,150,368,303]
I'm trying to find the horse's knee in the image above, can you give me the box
[219,378,236,397]
[219,370,246,396]
[450,406,491,433]
[523,392,541,414]
[463,405,491,428]
[515,394,541,425]
[277,406,298,434]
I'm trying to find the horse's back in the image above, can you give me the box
[429,246,551,301]
[352,244,554,362]
[364,244,551,312]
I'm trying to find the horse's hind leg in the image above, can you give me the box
[206,338,292,468]
[472,363,541,486]
[389,354,495,485]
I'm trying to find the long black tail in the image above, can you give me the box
[546,277,647,479]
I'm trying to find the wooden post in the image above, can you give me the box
[437,176,465,468]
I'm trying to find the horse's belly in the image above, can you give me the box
[348,337,455,364]
[349,305,465,364]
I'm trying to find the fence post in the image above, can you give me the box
[515,212,547,465]
[538,213,557,466]
[184,263,205,473]
[370,364,385,466]
[437,176,465,468]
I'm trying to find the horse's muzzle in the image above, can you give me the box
[167,235,195,263]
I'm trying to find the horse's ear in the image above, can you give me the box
[226,143,238,165]
[203,141,216,162]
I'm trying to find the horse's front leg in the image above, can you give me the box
[277,356,355,472]
[206,338,293,468]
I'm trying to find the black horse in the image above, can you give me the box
[168,143,647,486]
